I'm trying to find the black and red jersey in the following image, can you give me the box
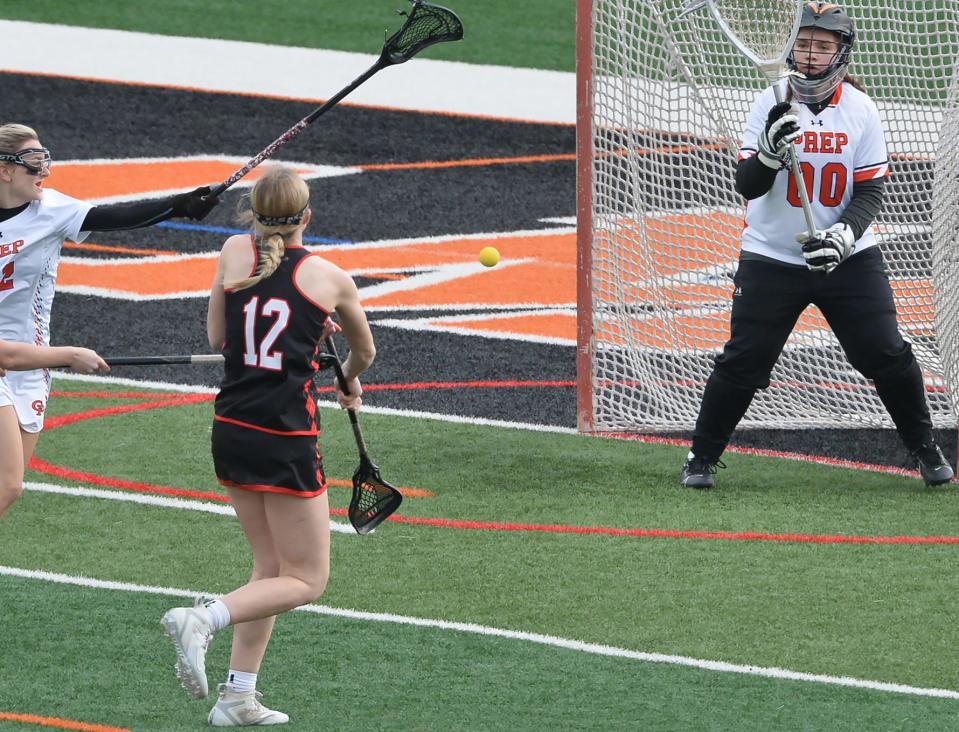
[214,240,330,436]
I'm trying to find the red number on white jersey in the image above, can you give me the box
[0,261,13,292]
[787,162,848,209]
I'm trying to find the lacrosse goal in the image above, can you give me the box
[576,0,959,434]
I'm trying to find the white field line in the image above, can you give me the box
[356,258,534,302]
[375,308,577,346]
[48,372,942,480]
[24,481,355,535]
[0,21,575,125]
[51,371,579,434]
[1,564,957,701]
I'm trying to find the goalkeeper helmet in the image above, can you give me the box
[786,3,855,104]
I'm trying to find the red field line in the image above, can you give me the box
[40,389,956,544]
[0,712,130,732]
[385,515,959,545]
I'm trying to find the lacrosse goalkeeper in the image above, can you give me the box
[681,2,953,489]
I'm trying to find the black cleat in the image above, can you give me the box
[910,443,955,486]
[680,453,725,489]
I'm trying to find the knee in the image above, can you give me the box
[851,341,916,382]
[250,558,281,582]
[293,566,330,604]
[711,363,768,391]
[0,481,24,506]
[303,569,329,602]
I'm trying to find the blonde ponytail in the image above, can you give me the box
[229,234,286,291]
[227,165,310,291]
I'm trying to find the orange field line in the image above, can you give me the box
[326,477,432,498]
[62,241,177,256]
[358,153,575,171]
[0,712,130,732]
[355,143,726,172]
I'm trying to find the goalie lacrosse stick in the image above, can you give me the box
[205,1,463,200]
[324,336,402,535]
[680,0,815,237]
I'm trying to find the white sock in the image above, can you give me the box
[203,599,231,631]
[226,669,257,694]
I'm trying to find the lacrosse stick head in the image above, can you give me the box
[694,0,805,83]
[348,455,403,535]
[380,0,464,66]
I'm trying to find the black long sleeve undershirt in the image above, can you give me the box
[734,156,886,240]
[81,196,178,232]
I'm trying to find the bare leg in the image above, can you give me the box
[0,408,28,517]
[224,487,330,672]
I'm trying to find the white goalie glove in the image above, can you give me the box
[796,223,856,274]
[757,102,801,169]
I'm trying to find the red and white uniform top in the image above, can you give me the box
[738,80,889,266]
[0,188,91,347]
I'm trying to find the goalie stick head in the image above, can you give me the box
[786,2,855,103]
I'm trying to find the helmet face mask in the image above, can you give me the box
[786,3,855,104]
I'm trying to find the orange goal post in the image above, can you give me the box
[576,0,959,435]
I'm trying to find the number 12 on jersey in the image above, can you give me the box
[242,296,291,370]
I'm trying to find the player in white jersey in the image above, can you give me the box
[680,3,953,489]
[0,123,220,518]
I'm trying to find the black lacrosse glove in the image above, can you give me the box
[757,102,801,170]
[170,186,219,221]
[796,223,856,274]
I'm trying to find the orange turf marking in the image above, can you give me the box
[0,712,130,732]
[58,256,218,295]
[45,159,319,201]
[445,312,576,341]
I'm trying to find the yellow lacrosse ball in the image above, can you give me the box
[479,246,500,267]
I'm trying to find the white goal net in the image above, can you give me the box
[578,0,959,433]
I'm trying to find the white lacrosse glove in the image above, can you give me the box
[757,102,801,170]
[796,223,856,274]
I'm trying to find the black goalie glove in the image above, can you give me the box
[757,102,801,170]
[170,185,219,221]
[796,223,856,273]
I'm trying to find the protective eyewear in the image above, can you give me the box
[0,147,52,175]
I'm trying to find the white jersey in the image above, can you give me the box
[0,188,91,432]
[739,81,889,265]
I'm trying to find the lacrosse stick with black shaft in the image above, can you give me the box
[103,353,340,368]
[679,0,815,237]
[203,1,463,201]
[324,336,402,535]
[103,354,225,366]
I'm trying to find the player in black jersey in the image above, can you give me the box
[162,166,375,725]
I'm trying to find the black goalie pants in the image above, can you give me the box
[691,247,934,460]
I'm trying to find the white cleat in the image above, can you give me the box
[161,604,214,699]
[208,684,290,726]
